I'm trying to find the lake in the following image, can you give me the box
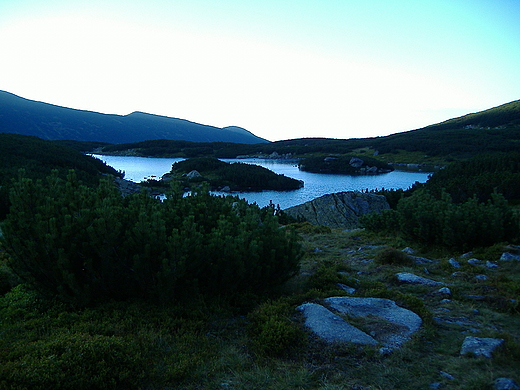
[92,155,432,209]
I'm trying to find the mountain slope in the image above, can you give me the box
[0,90,268,144]
[366,99,520,156]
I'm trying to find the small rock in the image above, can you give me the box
[448,258,461,268]
[452,271,465,277]
[486,261,499,269]
[468,258,483,266]
[440,371,455,380]
[438,287,451,295]
[475,274,488,281]
[337,284,356,294]
[424,268,430,275]
[429,382,442,389]
[494,377,520,390]
[378,347,394,356]
[412,256,433,264]
[460,336,504,358]
[396,272,443,286]
[313,248,323,253]
[402,247,415,254]
[460,252,473,258]
[500,252,520,261]
[440,299,451,304]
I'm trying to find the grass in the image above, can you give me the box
[0,226,519,389]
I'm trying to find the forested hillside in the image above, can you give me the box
[0,133,120,218]
[93,99,520,161]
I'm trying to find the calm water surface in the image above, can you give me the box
[93,155,431,209]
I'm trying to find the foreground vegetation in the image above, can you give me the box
[1,150,519,388]
[1,224,519,389]
[0,133,121,219]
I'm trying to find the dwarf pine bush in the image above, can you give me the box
[2,170,302,306]
[361,189,519,251]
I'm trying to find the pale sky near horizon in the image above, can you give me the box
[1,0,519,141]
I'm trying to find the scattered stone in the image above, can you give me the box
[396,272,443,286]
[378,347,394,356]
[464,294,485,301]
[324,296,422,347]
[440,371,455,380]
[452,271,465,277]
[468,258,483,266]
[349,157,364,168]
[296,303,378,345]
[438,287,451,295]
[494,378,520,390]
[402,247,415,254]
[185,170,202,179]
[486,261,499,269]
[460,336,504,358]
[475,274,488,281]
[337,284,356,294]
[448,258,461,268]
[412,256,434,264]
[424,268,431,275]
[440,299,451,304]
[460,252,473,258]
[283,191,390,229]
[500,252,520,261]
[429,382,442,389]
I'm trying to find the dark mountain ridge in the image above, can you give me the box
[0,90,268,144]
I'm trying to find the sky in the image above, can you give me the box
[1,0,519,141]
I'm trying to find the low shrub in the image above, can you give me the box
[248,300,306,358]
[374,247,413,266]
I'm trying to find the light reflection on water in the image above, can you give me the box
[92,155,431,209]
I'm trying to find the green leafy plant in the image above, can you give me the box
[1,170,302,306]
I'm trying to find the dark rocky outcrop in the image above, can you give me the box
[283,191,390,229]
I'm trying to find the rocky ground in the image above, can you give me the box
[289,224,520,389]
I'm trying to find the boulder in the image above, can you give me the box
[396,272,443,286]
[494,378,520,390]
[460,336,504,358]
[296,303,378,345]
[349,157,364,168]
[324,297,422,347]
[448,258,461,268]
[186,170,202,179]
[283,191,390,229]
[500,252,520,261]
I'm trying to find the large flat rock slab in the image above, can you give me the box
[324,297,422,347]
[297,303,378,345]
[297,297,423,348]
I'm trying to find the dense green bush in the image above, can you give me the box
[424,152,520,203]
[374,247,413,266]
[1,170,302,306]
[361,189,519,251]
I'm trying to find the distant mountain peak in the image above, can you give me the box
[0,90,269,144]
